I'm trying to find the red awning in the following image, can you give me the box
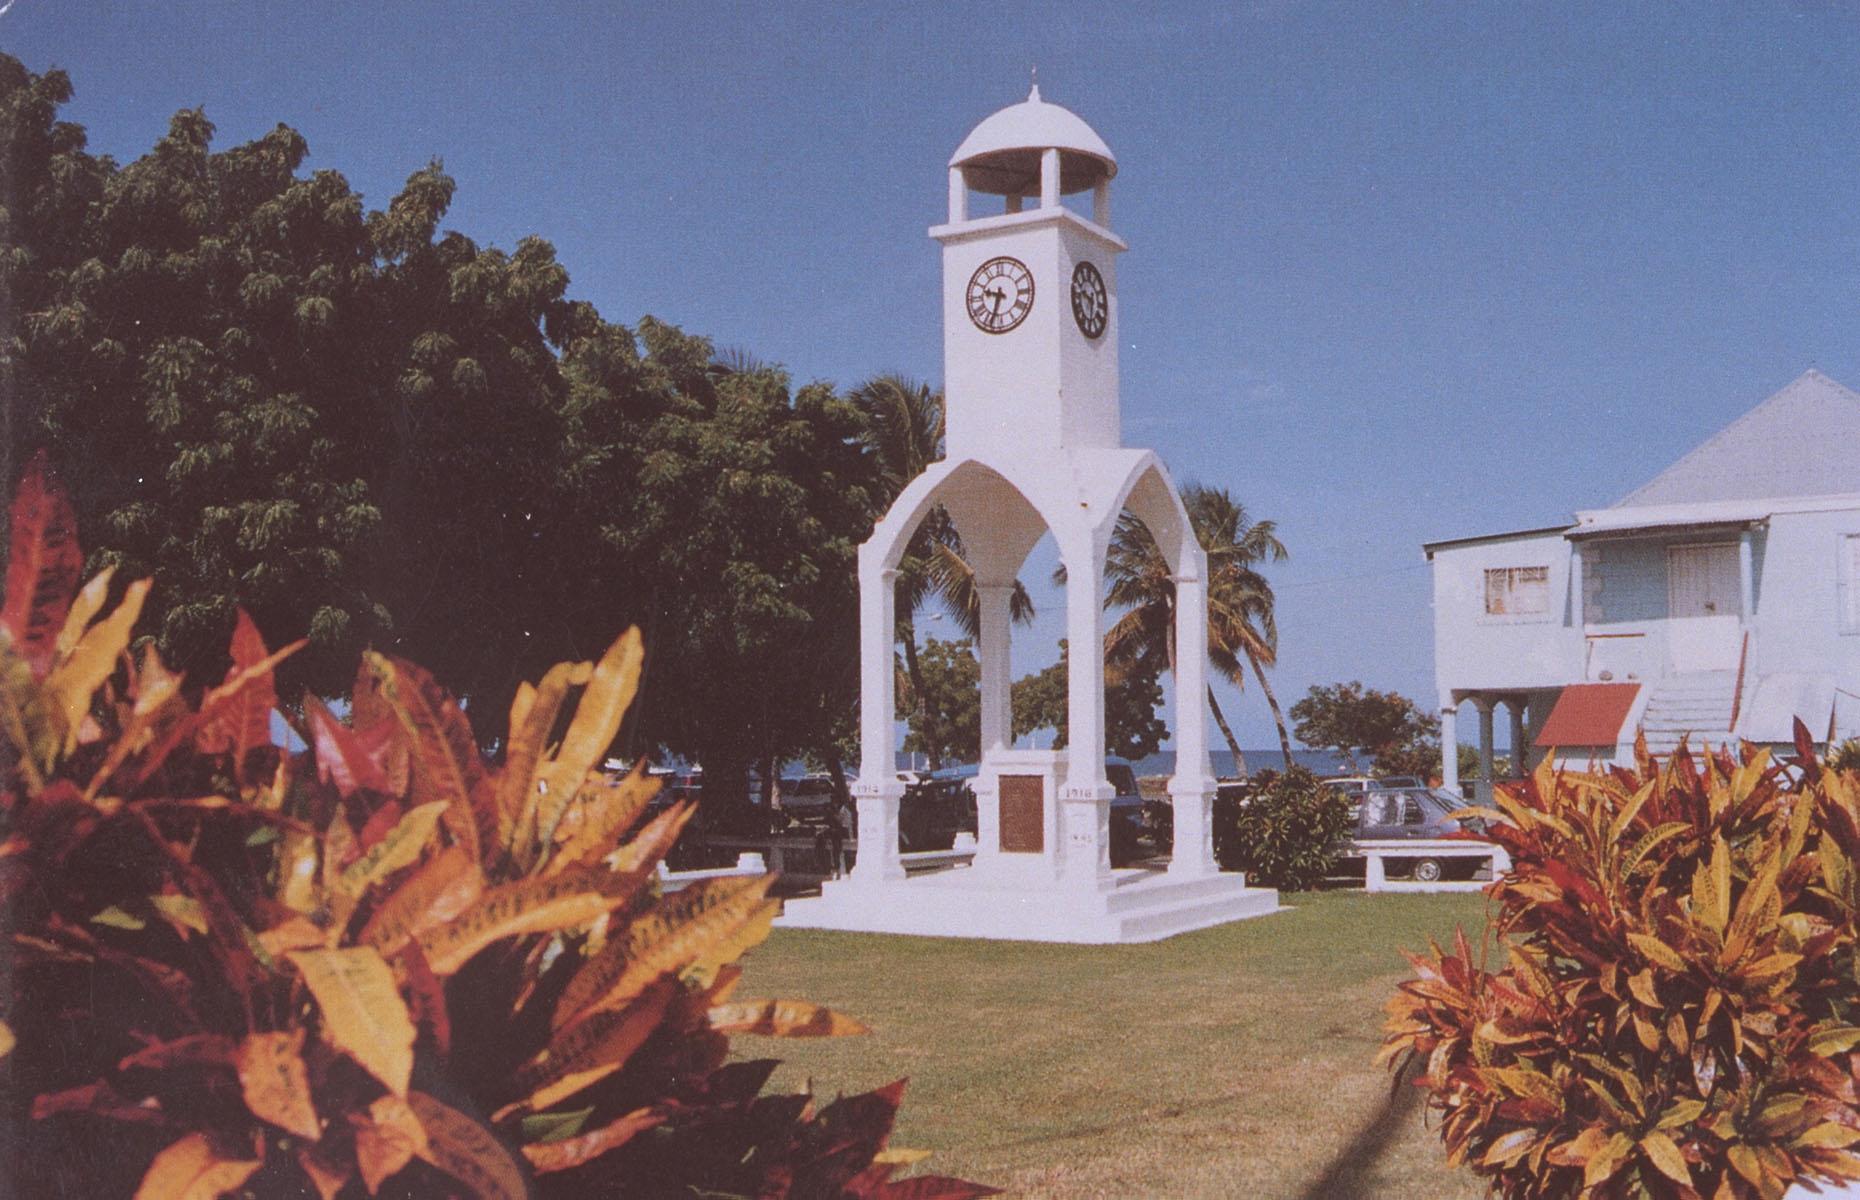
[1534,683,1641,748]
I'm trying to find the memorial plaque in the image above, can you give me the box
[999,774,1044,853]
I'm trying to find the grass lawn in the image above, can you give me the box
[737,890,1493,1199]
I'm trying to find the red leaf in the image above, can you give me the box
[0,450,82,676]
[117,1034,238,1072]
[192,611,285,784]
[398,941,452,1057]
[306,695,394,798]
[32,1080,172,1126]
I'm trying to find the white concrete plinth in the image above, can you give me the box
[775,865,1281,944]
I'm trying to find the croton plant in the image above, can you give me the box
[1383,734,1860,1200]
[0,453,992,1199]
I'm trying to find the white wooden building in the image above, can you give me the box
[1426,370,1860,792]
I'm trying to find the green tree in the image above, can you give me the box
[1098,484,1289,776]
[898,637,982,765]
[1289,681,1440,775]
[1010,639,1169,762]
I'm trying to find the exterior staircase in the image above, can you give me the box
[1640,670,1739,757]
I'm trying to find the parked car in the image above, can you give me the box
[776,773,839,822]
[1322,774,1422,798]
[1340,787,1489,882]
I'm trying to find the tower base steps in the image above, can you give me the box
[774,863,1281,944]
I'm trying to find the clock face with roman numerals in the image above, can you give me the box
[966,256,1034,333]
[1071,261,1107,339]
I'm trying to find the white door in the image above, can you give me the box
[1667,543,1742,671]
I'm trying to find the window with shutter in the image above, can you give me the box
[1483,565,1551,619]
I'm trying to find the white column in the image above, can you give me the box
[1439,701,1459,795]
[1063,541,1109,791]
[1507,699,1527,780]
[1476,698,1495,804]
[1093,179,1110,226]
[978,584,1013,755]
[1040,147,1061,209]
[1738,528,1755,619]
[852,553,905,884]
[1168,562,1218,877]
[947,167,966,224]
[1061,537,1113,889]
[1569,544,1585,627]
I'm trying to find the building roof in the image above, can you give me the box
[1614,370,1860,508]
[1534,683,1642,749]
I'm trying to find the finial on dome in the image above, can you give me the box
[1029,66,1040,103]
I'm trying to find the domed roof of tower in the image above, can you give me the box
[949,84,1117,196]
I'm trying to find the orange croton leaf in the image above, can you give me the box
[0,450,83,678]
[132,1132,261,1200]
[237,1028,321,1141]
[407,1090,530,1200]
[520,1106,665,1174]
[501,980,678,1119]
[415,866,648,977]
[351,1094,428,1195]
[359,843,483,958]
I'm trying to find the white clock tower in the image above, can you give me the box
[777,87,1280,943]
[935,84,1127,456]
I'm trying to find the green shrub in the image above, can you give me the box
[1382,735,1860,1199]
[1213,766,1356,890]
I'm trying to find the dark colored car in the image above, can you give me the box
[1344,787,1489,881]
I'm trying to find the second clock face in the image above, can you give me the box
[966,256,1034,333]
[1071,261,1108,339]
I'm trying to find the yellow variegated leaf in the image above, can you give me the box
[0,1019,14,1058]
[416,866,647,976]
[1797,1123,1860,1149]
[1810,1027,1860,1056]
[708,998,869,1038]
[132,1132,261,1200]
[365,652,485,863]
[337,801,448,897]
[288,946,415,1096]
[276,828,321,915]
[45,577,149,755]
[552,874,775,1033]
[502,982,676,1117]
[408,1091,530,1200]
[1639,1130,1691,1186]
[52,565,115,666]
[500,660,587,856]
[149,893,207,937]
[589,797,694,877]
[1584,1132,1634,1188]
[545,762,659,873]
[1628,933,1689,973]
[237,1029,320,1140]
[549,630,642,802]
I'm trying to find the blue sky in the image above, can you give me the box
[9,2,1860,750]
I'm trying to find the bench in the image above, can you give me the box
[1357,838,1510,893]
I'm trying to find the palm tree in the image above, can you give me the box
[849,374,1032,768]
[1100,484,1290,778]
